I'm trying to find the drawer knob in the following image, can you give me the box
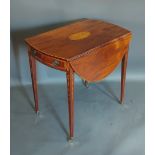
[52,60,60,67]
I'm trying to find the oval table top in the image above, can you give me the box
[25,19,131,61]
[25,18,132,82]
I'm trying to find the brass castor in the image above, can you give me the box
[82,79,89,88]
[68,137,74,143]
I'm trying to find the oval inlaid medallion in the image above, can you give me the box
[69,31,91,40]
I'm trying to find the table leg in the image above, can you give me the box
[28,47,39,113]
[120,50,129,104]
[66,68,74,140]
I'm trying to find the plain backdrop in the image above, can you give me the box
[10,0,144,86]
[10,1,145,155]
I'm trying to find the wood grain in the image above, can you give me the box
[66,67,74,139]
[70,36,131,82]
[30,49,67,72]
[25,18,132,140]
[28,47,39,113]
[25,19,131,60]
[120,49,129,104]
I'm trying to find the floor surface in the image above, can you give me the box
[11,80,145,155]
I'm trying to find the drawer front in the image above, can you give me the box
[31,50,66,71]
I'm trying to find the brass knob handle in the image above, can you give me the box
[52,60,60,67]
[32,51,36,57]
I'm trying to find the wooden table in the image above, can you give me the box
[25,19,132,140]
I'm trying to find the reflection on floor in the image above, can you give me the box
[11,81,144,155]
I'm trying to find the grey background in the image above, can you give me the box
[10,0,145,155]
[11,0,145,86]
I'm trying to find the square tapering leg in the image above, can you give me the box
[28,47,39,113]
[66,68,74,139]
[120,50,129,104]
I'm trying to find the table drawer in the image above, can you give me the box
[31,50,66,71]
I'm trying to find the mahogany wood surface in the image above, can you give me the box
[120,49,129,104]
[66,67,74,139]
[70,37,130,82]
[25,18,132,140]
[25,19,131,60]
[28,47,39,113]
